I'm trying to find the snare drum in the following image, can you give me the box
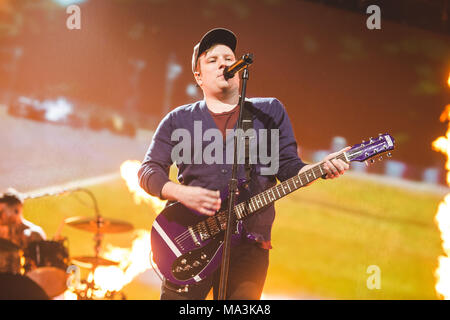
[24,240,69,298]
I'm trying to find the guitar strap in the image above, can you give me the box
[242,100,254,186]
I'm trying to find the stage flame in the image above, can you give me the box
[62,230,156,300]
[120,160,166,213]
[72,160,162,299]
[432,103,450,299]
[65,230,154,299]
[97,230,152,290]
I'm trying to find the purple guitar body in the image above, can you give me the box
[150,133,395,286]
[151,182,247,286]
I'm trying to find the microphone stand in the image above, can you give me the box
[217,66,250,300]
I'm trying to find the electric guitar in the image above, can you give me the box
[150,133,395,286]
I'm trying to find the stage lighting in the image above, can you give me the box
[52,0,86,6]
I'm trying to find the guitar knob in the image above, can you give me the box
[201,254,207,260]
[181,259,187,265]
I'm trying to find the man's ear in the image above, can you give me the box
[194,71,202,87]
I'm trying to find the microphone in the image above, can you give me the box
[223,53,254,80]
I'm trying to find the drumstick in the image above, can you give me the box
[53,217,66,241]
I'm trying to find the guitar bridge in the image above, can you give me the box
[198,221,210,241]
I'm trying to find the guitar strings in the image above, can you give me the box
[174,167,314,244]
[174,153,347,245]
[175,163,343,245]
[174,213,229,243]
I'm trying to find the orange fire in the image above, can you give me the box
[64,230,154,299]
[90,230,152,295]
[432,103,450,299]
[120,160,166,213]
[63,160,167,299]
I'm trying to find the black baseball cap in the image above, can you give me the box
[191,28,237,74]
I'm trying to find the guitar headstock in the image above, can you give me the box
[346,133,395,164]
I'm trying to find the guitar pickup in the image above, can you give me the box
[198,221,210,241]
[188,226,201,246]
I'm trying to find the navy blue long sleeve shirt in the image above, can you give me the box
[138,97,306,242]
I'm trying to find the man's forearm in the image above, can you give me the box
[161,181,184,201]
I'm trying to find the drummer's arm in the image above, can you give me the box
[24,227,46,242]
[22,219,47,241]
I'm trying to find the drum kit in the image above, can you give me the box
[0,215,134,300]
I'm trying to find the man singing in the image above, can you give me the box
[138,28,349,300]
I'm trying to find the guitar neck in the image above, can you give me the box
[233,152,349,219]
[198,133,395,238]
[201,152,349,238]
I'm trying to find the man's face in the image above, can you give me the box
[0,203,23,225]
[195,44,240,96]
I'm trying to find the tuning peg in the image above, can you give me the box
[378,156,383,161]
[387,152,392,157]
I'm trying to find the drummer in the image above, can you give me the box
[0,189,46,248]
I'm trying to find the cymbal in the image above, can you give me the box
[71,256,119,268]
[64,216,133,234]
[0,238,20,252]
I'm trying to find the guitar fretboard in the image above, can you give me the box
[232,152,348,219]
[198,152,349,239]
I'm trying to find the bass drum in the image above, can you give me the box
[0,273,49,300]
[24,240,70,298]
